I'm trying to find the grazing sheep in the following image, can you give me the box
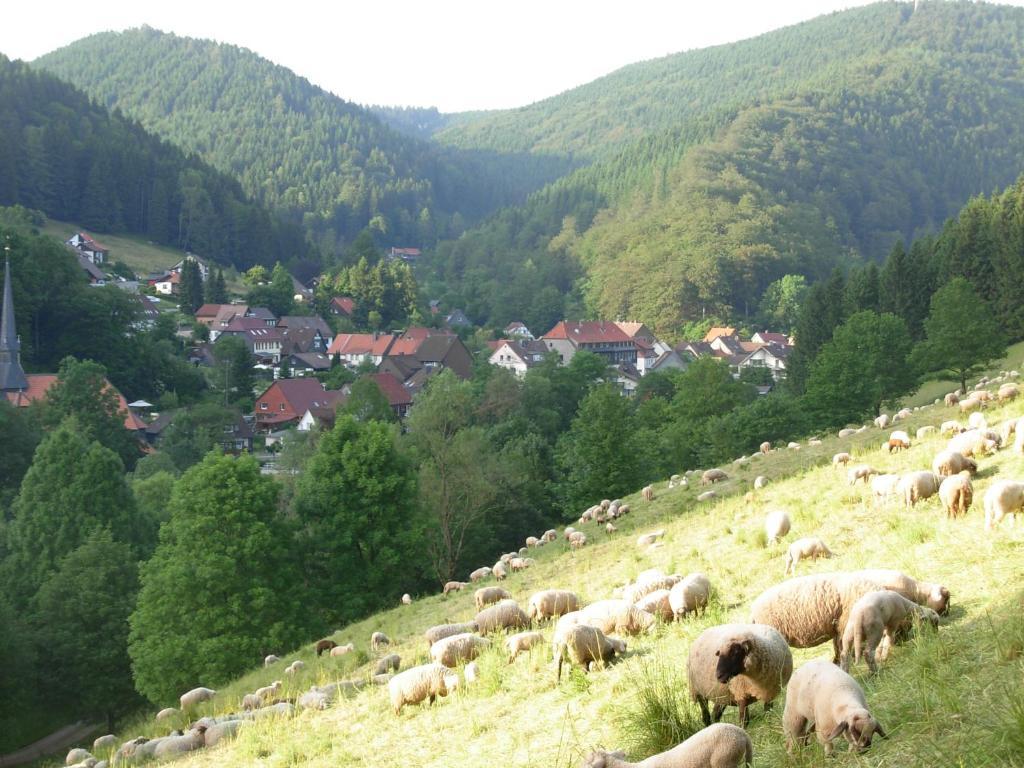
[374,654,401,675]
[783,537,833,575]
[542,529,558,543]
[968,411,989,431]
[894,408,912,422]
[854,569,950,615]
[783,660,886,756]
[948,429,998,457]
[505,630,545,663]
[475,586,513,610]
[847,465,878,485]
[475,599,531,635]
[606,522,617,534]
[759,441,771,454]
[554,624,626,681]
[940,420,964,435]
[916,425,936,440]
[66,748,93,765]
[444,580,469,594]
[984,479,1024,530]
[241,693,260,711]
[808,438,823,446]
[944,392,960,407]
[329,643,355,657]
[179,687,216,710]
[463,662,480,684]
[430,633,490,668]
[315,639,338,657]
[203,719,249,748]
[284,660,305,675]
[999,383,1019,402]
[764,510,791,544]
[787,442,800,450]
[939,471,973,518]
[580,723,753,768]
[93,735,117,754]
[492,562,509,580]
[526,536,540,547]
[702,469,728,486]
[874,414,890,429]
[753,476,768,490]
[896,471,941,508]
[388,663,459,714]
[564,526,577,540]
[527,589,581,621]
[636,530,666,548]
[931,450,977,477]
[669,573,711,619]
[623,575,681,604]
[153,726,207,759]
[401,593,412,605]
[960,396,985,415]
[264,654,280,667]
[870,473,901,503]
[838,428,857,438]
[569,531,588,549]
[112,738,149,764]
[254,680,282,704]
[635,589,674,621]
[507,556,526,570]
[155,707,179,721]
[886,430,911,453]
[832,452,852,468]
[424,622,479,648]
[640,485,654,502]
[687,623,793,727]
[668,474,683,488]
[840,590,940,673]
[697,490,717,502]
[581,599,657,636]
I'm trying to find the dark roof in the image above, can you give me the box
[76,253,106,282]
[288,352,332,370]
[246,307,277,322]
[145,410,176,437]
[370,372,413,407]
[278,315,331,335]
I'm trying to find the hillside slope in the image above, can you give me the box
[34,29,575,251]
[74,390,1024,768]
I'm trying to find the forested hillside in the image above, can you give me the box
[427,2,1024,336]
[0,56,311,269]
[35,29,575,253]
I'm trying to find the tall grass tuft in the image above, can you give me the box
[613,660,704,758]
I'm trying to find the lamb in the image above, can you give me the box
[569,531,588,549]
[469,566,492,582]
[764,510,791,544]
[264,654,280,667]
[254,680,282,704]
[66,749,93,765]
[642,485,655,501]
[931,450,977,477]
[475,599,531,635]
[635,589,674,621]
[636,530,666,548]
[701,469,728,486]
[430,633,490,668]
[783,537,834,575]
[475,585,513,610]
[782,660,886,756]
[669,573,711,619]
[886,430,911,453]
[896,470,941,508]
[315,639,338,657]
[939,471,973,518]
[854,569,950,615]
[554,624,626,681]
[153,726,207,759]
[916,425,936,440]
[847,464,878,485]
[388,663,459,714]
[686,623,793,726]
[840,590,940,673]
[374,654,401,675]
[401,593,412,605]
[606,522,617,534]
[832,452,852,468]
[580,723,753,768]
[753,476,768,489]
[424,622,479,648]
[527,589,581,621]
[443,580,469,594]
[155,707,179,721]
[492,561,509,580]
[874,414,890,429]
[329,643,355,657]
[284,659,305,675]
[92,735,117,754]
[505,630,545,662]
[984,479,1024,530]
[580,599,656,635]
[179,686,216,710]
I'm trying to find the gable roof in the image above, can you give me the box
[703,326,737,342]
[278,315,331,335]
[328,333,396,357]
[370,372,413,407]
[329,296,355,316]
[753,331,790,345]
[256,379,342,422]
[543,321,632,345]
[76,253,106,282]
[4,373,146,430]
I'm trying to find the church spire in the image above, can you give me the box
[0,252,29,393]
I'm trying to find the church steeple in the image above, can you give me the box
[0,252,29,393]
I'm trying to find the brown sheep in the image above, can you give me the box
[940,473,973,518]
[315,639,337,657]
[642,485,655,502]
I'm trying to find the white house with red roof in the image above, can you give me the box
[542,321,638,366]
[488,338,550,378]
[66,232,109,264]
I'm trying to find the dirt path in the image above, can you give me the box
[0,721,99,767]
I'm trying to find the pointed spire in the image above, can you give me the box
[0,253,29,392]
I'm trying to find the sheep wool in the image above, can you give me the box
[984,479,1024,530]
[581,723,753,768]
[430,633,490,668]
[374,654,401,676]
[179,687,216,710]
[475,585,513,611]
[475,599,531,635]
[505,631,545,663]
[668,573,711,619]
[527,589,581,621]
[424,622,479,648]
[783,537,833,575]
[634,589,674,621]
[92,735,117,754]
[66,748,93,766]
[155,707,179,721]
[938,472,973,518]
[554,624,626,680]
[388,663,459,714]
[329,643,355,657]
[931,450,977,477]
[895,471,941,508]
[840,590,939,673]
[764,510,791,544]
[580,599,656,636]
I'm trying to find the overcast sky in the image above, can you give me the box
[2,0,1007,112]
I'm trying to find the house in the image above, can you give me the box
[277,315,332,336]
[676,331,792,381]
[4,373,147,432]
[635,338,687,375]
[215,317,284,362]
[385,330,473,380]
[142,411,175,446]
[196,303,247,328]
[66,232,109,264]
[280,326,329,355]
[368,372,414,419]
[752,331,792,346]
[328,332,397,367]
[77,253,107,284]
[542,321,637,366]
[504,322,533,339]
[703,326,737,343]
[328,296,355,318]
[151,271,180,296]
[737,342,791,380]
[297,402,343,432]
[220,416,255,454]
[444,308,471,328]
[386,247,421,264]
[292,276,313,304]
[129,293,161,330]
[612,364,641,397]
[254,379,343,430]
[488,338,550,378]
[170,255,210,281]
[283,352,332,375]
[246,307,278,327]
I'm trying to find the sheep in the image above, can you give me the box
[475,585,513,610]
[701,469,728,486]
[492,561,509,580]
[510,556,532,572]
[808,438,823,446]
[759,441,771,454]
[686,623,793,727]
[854,569,950,615]
[944,392,960,407]
[753,476,768,489]
[932,450,977,477]
[635,589,674,621]
[641,485,655,502]
[636,530,666,548]
[580,723,753,768]
[916,425,936,440]
[203,719,249,748]
[388,663,459,714]
[580,599,656,635]
[569,531,588,549]
[968,411,989,431]
[618,503,631,516]
[668,474,683,488]
[999,383,1019,402]
[764,510,791,544]
[424,622,479,648]
[787,442,800,450]
[241,693,260,711]
[526,535,540,547]
[782,660,886,756]
[623,575,681,604]
[554,624,626,681]
[960,396,984,415]
[870,473,900,503]
[329,643,355,657]
[669,573,711,619]
[832,452,852,468]
[697,491,717,502]
[505,630,545,663]
[840,590,940,673]
[92,735,117,754]
[463,661,480,684]
[984,479,1024,530]
[940,419,964,435]
[264,654,280,667]
[783,537,833,575]
[894,407,912,421]
[475,599,531,635]
[874,414,890,429]
[998,418,1018,446]
[284,659,305,675]
[527,589,581,621]
[374,654,401,675]
[564,526,577,540]
[155,707,179,721]
[66,748,94,765]
[430,633,491,667]
[254,680,282,704]
[112,738,150,764]
[606,522,617,534]
[153,726,207,759]
[469,566,492,582]
[315,639,338,657]
[443,580,469,594]
[179,686,216,710]
[401,593,412,605]
[246,702,294,720]
[847,465,878,485]
[948,429,998,457]
[896,470,941,508]
[838,428,857,438]
[886,430,911,453]
[939,471,973,518]
[542,529,558,543]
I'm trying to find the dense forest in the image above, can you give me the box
[35,30,576,254]
[0,56,312,270]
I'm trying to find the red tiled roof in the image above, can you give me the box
[370,373,413,407]
[330,296,355,315]
[328,333,396,357]
[755,331,790,345]
[221,316,270,333]
[5,374,145,430]
[75,232,110,251]
[543,321,632,344]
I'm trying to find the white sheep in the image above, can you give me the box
[155,707,179,721]
[329,643,355,657]
[897,470,942,508]
[505,630,545,663]
[606,522,617,534]
[753,476,768,489]
[984,479,1024,530]
[430,633,490,668]
[874,414,890,429]
[424,622,478,648]
[388,663,459,714]
[401,593,412,605]
[697,490,717,502]
[783,537,833,575]
[469,566,492,582]
[623,574,681,604]
[916,425,936,440]
[759,441,772,454]
[938,471,973,518]
[580,723,753,768]
[475,585,513,610]
[764,510,791,544]
[634,589,674,621]
[203,719,249,748]
[840,590,940,673]
[642,485,655,501]
[373,655,400,677]
[492,561,509,580]
[153,726,207,759]
[669,573,711,619]
[527,589,581,621]
[847,464,878,485]
[553,624,626,681]
[66,748,94,765]
[832,452,852,468]
[932,450,977,477]
[444,580,469,594]
[701,469,728,486]
[179,687,216,710]
[783,660,886,756]
[580,599,656,636]
[475,599,530,635]
[838,428,857,438]
[636,530,666,548]
[686,623,793,726]
[92,735,117,754]
[254,680,282,704]
[284,659,305,675]
[264,654,280,667]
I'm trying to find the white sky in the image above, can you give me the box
[0,0,1005,112]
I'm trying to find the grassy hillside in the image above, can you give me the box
[59,373,1024,767]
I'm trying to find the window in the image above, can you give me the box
[259,402,268,410]
[279,403,286,411]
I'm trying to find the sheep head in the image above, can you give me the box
[928,585,951,615]
[715,638,752,683]
[828,710,886,751]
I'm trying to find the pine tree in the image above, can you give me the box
[205,268,228,304]
[178,258,204,314]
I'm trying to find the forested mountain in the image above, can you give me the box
[0,55,311,269]
[367,106,479,140]
[427,1,1024,337]
[35,29,575,254]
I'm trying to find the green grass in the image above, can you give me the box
[40,389,1024,768]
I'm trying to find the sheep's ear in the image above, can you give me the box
[826,721,849,740]
[742,639,753,653]
[714,649,721,657]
